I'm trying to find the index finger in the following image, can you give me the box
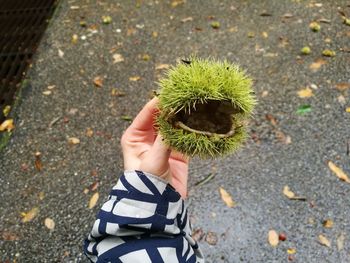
[129,97,159,132]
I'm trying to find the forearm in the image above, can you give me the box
[84,170,203,262]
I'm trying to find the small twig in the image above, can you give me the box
[289,196,307,201]
[49,116,61,128]
[175,121,236,138]
[195,173,216,187]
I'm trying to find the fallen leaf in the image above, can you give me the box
[328,161,350,183]
[0,119,14,132]
[152,31,158,37]
[93,76,103,87]
[262,31,268,38]
[322,49,336,57]
[102,15,112,24]
[86,128,94,137]
[1,231,19,241]
[181,17,193,23]
[322,219,334,228]
[38,192,45,200]
[112,53,124,64]
[120,115,132,121]
[44,218,55,230]
[155,64,170,70]
[219,187,235,207]
[141,54,151,61]
[68,137,80,145]
[296,105,312,115]
[72,34,78,44]
[3,105,11,117]
[338,95,346,105]
[171,0,184,8]
[337,233,345,251]
[318,234,331,247]
[283,186,295,198]
[47,85,56,90]
[287,248,296,254]
[89,192,99,209]
[22,207,39,223]
[111,88,126,97]
[192,228,204,242]
[309,59,327,71]
[346,107,350,113]
[275,130,292,145]
[301,46,311,55]
[58,49,64,58]
[129,76,141,82]
[211,21,220,29]
[265,114,278,126]
[297,87,313,98]
[42,90,52,95]
[268,230,279,247]
[335,82,350,91]
[35,151,42,171]
[205,231,218,245]
[309,21,321,32]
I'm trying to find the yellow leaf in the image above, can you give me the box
[22,207,39,223]
[287,248,296,254]
[318,234,331,247]
[345,107,350,113]
[68,137,80,145]
[89,192,99,209]
[44,218,55,230]
[268,230,279,247]
[0,119,14,132]
[113,53,124,64]
[93,76,103,87]
[129,76,141,81]
[219,187,235,207]
[262,31,268,38]
[283,186,295,199]
[155,64,170,70]
[328,161,350,183]
[322,219,334,228]
[3,105,11,117]
[297,87,313,98]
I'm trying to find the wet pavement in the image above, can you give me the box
[1,0,350,262]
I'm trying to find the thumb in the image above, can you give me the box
[140,134,171,179]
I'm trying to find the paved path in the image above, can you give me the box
[1,0,350,262]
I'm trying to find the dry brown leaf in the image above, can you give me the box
[93,76,103,87]
[205,231,218,245]
[112,53,124,64]
[337,233,345,251]
[328,161,350,183]
[86,128,94,137]
[275,131,292,145]
[129,76,141,82]
[283,186,295,199]
[22,207,39,223]
[68,137,80,145]
[335,82,350,91]
[155,64,170,70]
[0,119,14,132]
[322,219,334,228]
[1,231,19,241]
[89,192,99,209]
[309,59,327,71]
[268,230,279,247]
[219,187,235,207]
[318,234,331,247]
[44,218,55,230]
[297,87,313,98]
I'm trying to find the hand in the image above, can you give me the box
[121,98,189,198]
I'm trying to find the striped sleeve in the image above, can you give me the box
[84,170,204,263]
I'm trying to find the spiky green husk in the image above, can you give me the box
[157,57,256,158]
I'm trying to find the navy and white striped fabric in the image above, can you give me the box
[84,170,204,262]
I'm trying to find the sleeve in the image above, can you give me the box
[84,170,204,263]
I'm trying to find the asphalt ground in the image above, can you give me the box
[1,0,350,262]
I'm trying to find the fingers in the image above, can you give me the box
[129,97,159,132]
[140,134,171,179]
